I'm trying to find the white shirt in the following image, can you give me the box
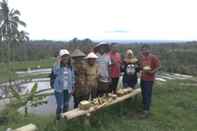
[96,53,112,82]
[63,67,69,90]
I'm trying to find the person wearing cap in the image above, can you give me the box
[52,49,75,120]
[109,43,122,93]
[139,44,161,118]
[85,52,99,99]
[95,41,112,97]
[121,48,140,89]
[71,49,89,108]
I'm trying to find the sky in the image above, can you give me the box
[7,0,197,41]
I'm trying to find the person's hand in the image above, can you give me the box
[57,56,61,64]
[70,89,75,96]
[147,70,155,74]
[98,75,102,80]
[108,77,112,82]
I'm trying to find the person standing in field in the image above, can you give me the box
[85,52,99,99]
[121,49,140,89]
[95,42,112,97]
[52,49,75,120]
[71,49,89,108]
[139,44,161,118]
[109,43,122,93]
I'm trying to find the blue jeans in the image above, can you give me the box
[140,80,154,111]
[55,90,70,115]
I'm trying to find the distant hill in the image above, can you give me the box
[95,39,191,44]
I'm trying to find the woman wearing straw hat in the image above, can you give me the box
[121,49,140,89]
[85,52,99,99]
[71,49,89,108]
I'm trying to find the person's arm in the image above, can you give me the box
[108,55,112,81]
[53,56,61,75]
[70,67,75,95]
[96,64,99,80]
[149,56,161,74]
[120,60,126,75]
[136,61,141,78]
[138,57,144,77]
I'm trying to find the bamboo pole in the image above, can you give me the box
[7,124,38,131]
[62,88,141,120]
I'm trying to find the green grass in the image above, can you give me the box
[0,58,55,82]
[1,79,197,131]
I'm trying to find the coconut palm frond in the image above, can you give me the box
[10,9,21,16]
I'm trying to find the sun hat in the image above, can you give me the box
[59,49,70,57]
[95,41,110,48]
[126,49,133,55]
[71,49,86,57]
[85,52,98,59]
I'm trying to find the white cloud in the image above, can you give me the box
[8,0,197,40]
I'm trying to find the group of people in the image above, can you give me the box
[51,42,160,120]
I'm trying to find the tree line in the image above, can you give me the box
[1,38,197,75]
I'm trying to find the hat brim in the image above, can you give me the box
[95,43,110,48]
[85,56,98,59]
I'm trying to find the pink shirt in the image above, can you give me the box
[110,51,121,78]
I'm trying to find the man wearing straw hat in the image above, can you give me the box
[71,49,89,108]
[95,41,112,97]
[85,52,99,99]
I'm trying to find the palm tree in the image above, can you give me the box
[0,0,27,42]
[0,0,28,86]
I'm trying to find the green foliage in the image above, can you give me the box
[9,83,50,116]
[118,42,197,76]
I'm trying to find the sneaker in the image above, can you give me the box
[56,114,60,120]
[143,110,150,118]
[139,110,150,119]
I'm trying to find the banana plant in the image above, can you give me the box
[9,83,52,116]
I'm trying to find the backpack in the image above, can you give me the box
[49,68,56,89]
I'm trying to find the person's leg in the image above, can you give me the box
[140,80,154,117]
[146,81,153,111]
[109,80,113,93]
[63,90,70,112]
[91,86,97,100]
[74,95,80,108]
[140,80,145,107]
[81,94,90,101]
[127,80,136,89]
[112,77,119,93]
[123,75,128,88]
[97,81,106,97]
[54,91,63,120]
[104,82,110,95]
[97,81,101,97]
